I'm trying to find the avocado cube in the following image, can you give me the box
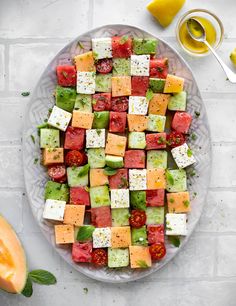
[90,186,110,208]
[146,207,164,225]
[166,169,187,192]
[108,248,129,268]
[147,150,167,169]
[40,128,60,148]
[111,208,130,227]
[133,38,158,55]
[149,78,165,93]
[105,155,124,169]
[74,94,92,112]
[95,73,112,92]
[130,191,146,211]
[56,86,76,113]
[44,181,69,202]
[87,148,106,168]
[128,132,146,149]
[131,226,148,246]
[147,114,166,132]
[113,58,131,76]
[168,91,187,111]
[92,111,110,129]
[67,165,89,187]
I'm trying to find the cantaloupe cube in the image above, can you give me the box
[112,76,131,97]
[167,191,190,213]
[148,93,170,115]
[43,148,64,166]
[111,226,131,248]
[147,168,166,189]
[129,246,152,268]
[164,74,184,93]
[63,205,85,226]
[55,224,75,244]
[127,114,148,132]
[90,169,109,187]
[105,133,127,157]
[74,51,95,72]
[72,111,94,129]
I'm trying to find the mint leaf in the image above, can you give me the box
[21,276,33,297]
[103,167,118,176]
[136,260,149,268]
[29,270,57,285]
[77,164,90,177]
[21,91,30,97]
[77,226,95,242]
[119,35,129,45]
[146,88,154,101]
[166,170,174,185]
[168,236,180,247]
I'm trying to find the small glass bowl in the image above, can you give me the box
[176,9,224,57]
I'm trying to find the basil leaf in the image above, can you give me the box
[168,236,180,247]
[21,276,33,297]
[136,260,149,268]
[166,170,174,185]
[29,270,57,285]
[103,167,118,176]
[146,88,154,101]
[78,164,90,177]
[77,225,95,242]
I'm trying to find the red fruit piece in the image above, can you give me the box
[131,76,149,96]
[56,65,76,87]
[112,36,132,58]
[146,133,167,150]
[91,206,112,228]
[109,111,127,133]
[92,93,112,111]
[64,126,85,150]
[72,241,92,263]
[149,58,168,79]
[124,150,145,169]
[70,187,90,206]
[172,112,192,134]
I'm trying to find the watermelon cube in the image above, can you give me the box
[109,112,127,133]
[146,189,165,207]
[108,169,128,189]
[91,206,112,227]
[146,133,166,150]
[149,58,168,79]
[57,65,76,87]
[64,126,85,150]
[72,241,92,263]
[92,93,111,111]
[147,224,164,244]
[131,76,149,96]
[112,36,132,58]
[124,150,145,169]
[172,111,192,134]
[70,187,90,206]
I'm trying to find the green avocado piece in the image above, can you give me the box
[90,186,110,208]
[56,86,76,112]
[130,191,146,211]
[95,74,112,92]
[131,226,148,246]
[44,181,69,202]
[149,78,165,93]
[105,155,124,169]
[113,58,131,76]
[92,111,110,129]
[40,128,60,148]
[67,165,89,187]
[133,38,158,55]
[87,148,106,168]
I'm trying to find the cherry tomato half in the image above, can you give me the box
[149,242,166,260]
[96,58,113,74]
[111,96,129,112]
[91,248,108,267]
[166,131,186,148]
[48,164,66,183]
[129,210,147,228]
[65,150,84,167]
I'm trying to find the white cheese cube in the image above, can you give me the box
[129,169,147,191]
[92,38,112,59]
[48,106,72,132]
[43,199,66,221]
[166,213,187,236]
[128,96,149,115]
[93,227,111,248]
[86,129,106,148]
[77,71,96,94]
[131,55,150,76]
[111,189,130,208]
[171,143,196,169]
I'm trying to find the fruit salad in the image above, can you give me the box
[38,35,196,269]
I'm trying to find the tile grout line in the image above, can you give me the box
[88,0,94,30]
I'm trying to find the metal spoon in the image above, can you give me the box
[187,18,236,83]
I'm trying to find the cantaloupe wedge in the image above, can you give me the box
[0,215,27,294]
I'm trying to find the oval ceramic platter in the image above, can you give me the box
[23,24,212,283]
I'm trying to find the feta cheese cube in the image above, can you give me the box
[129,169,147,191]
[48,106,72,131]
[43,199,66,221]
[111,189,130,208]
[77,71,96,94]
[86,129,106,148]
[93,227,111,248]
[92,38,112,60]
[128,96,149,115]
[166,213,187,236]
[131,55,150,76]
[171,143,196,169]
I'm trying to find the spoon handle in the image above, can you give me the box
[204,40,236,83]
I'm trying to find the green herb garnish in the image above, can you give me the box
[146,88,154,101]
[119,35,129,45]
[83,287,88,294]
[183,200,190,207]
[34,158,39,164]
[21,92,30,97]
[168,236,180,247]
[166,170,174,185]
[195,111,200,118]
[103,167,118,176]
[96,129,102,136]
[169,198,175,203]
[77,164,90,177]
[62,71,68,78]
[191,133,197,141]
[77,41,85,49]
[77,226,95,242]
[136,260,149,268]
[187,148,193,157]
[30,135,35,144]
[21,276,33,297]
